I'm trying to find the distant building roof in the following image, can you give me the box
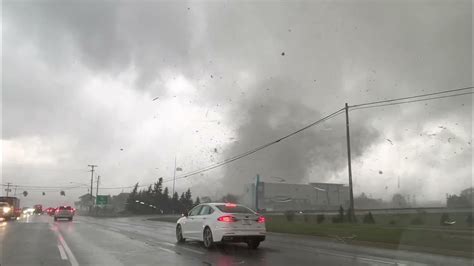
[79,194,95,199]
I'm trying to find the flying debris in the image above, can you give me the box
[378,170,383,175]
[152,96,159,101]
[386,139,393,145]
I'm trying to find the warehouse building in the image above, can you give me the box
[242,181,349,211]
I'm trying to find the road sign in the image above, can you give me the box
[96,195,108,205]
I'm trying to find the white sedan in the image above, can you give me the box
[176,203,266,249]
[54,206,74,221]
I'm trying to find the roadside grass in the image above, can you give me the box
[266,213,474,255]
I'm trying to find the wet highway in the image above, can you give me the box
[1,214,471,266]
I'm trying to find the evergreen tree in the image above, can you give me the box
[179,192,186,213]
[184,188,193,211]
[171,192,179,214]
[126,183,139,213]
[194,196,201,206]
[162,187,170,214]
[153,178,163,195]
[152,178,163,211]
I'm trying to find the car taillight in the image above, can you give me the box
[258,216,265,223]
[217,215,235,223]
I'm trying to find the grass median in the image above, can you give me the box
[266,213,473,257]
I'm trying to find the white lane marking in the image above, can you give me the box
[56,230,79,266]
[155,241,204,255]
[158,247,175,254]
[108,227,120,232]
[57,245,68,260]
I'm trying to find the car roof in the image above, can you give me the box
[204,203,244,206]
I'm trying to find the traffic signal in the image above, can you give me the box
[23,191,28,197]
[60,190,65,196]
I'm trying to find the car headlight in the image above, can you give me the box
[3,207,11,213]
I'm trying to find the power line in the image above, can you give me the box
[96,108,346,190]
[0,183,83,189]
[350,86,473,108]
[172,108,345,180]
[350,91,473,112]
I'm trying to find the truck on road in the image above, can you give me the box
[0,196,21,220]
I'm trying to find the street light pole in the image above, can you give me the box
[172,157,177,196]
[255,174,260,211]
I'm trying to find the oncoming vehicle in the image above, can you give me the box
[176,203,266,249]
[0,202,14,221]
[22,207,35,215]
[54,206,74,221]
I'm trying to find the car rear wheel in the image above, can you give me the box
[247,240,260,249]
[54,217,57,221]
[69,217,73,221]
[176,225,185,243]
[203,227,214,249]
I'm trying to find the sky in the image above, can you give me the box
[1,0,472,207]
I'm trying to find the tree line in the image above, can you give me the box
[126,178,200,214]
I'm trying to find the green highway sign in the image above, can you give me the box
[96,195,108,205]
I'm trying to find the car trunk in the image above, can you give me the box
[227,213,263,231]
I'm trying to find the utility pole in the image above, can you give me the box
[172,157,177,196]
[255,174,260,211]
[14,186,17,197]
[345,103,355,222]
[88,165,98,212]
[5,182,11,197]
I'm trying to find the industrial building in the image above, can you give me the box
[242,181,350,212]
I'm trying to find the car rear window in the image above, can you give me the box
[216,205,254,214]
[0,202,9,207]
[59,206,72,210]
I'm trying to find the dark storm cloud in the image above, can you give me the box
[221,79,380,189]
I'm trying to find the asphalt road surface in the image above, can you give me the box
[1,214,472,266]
